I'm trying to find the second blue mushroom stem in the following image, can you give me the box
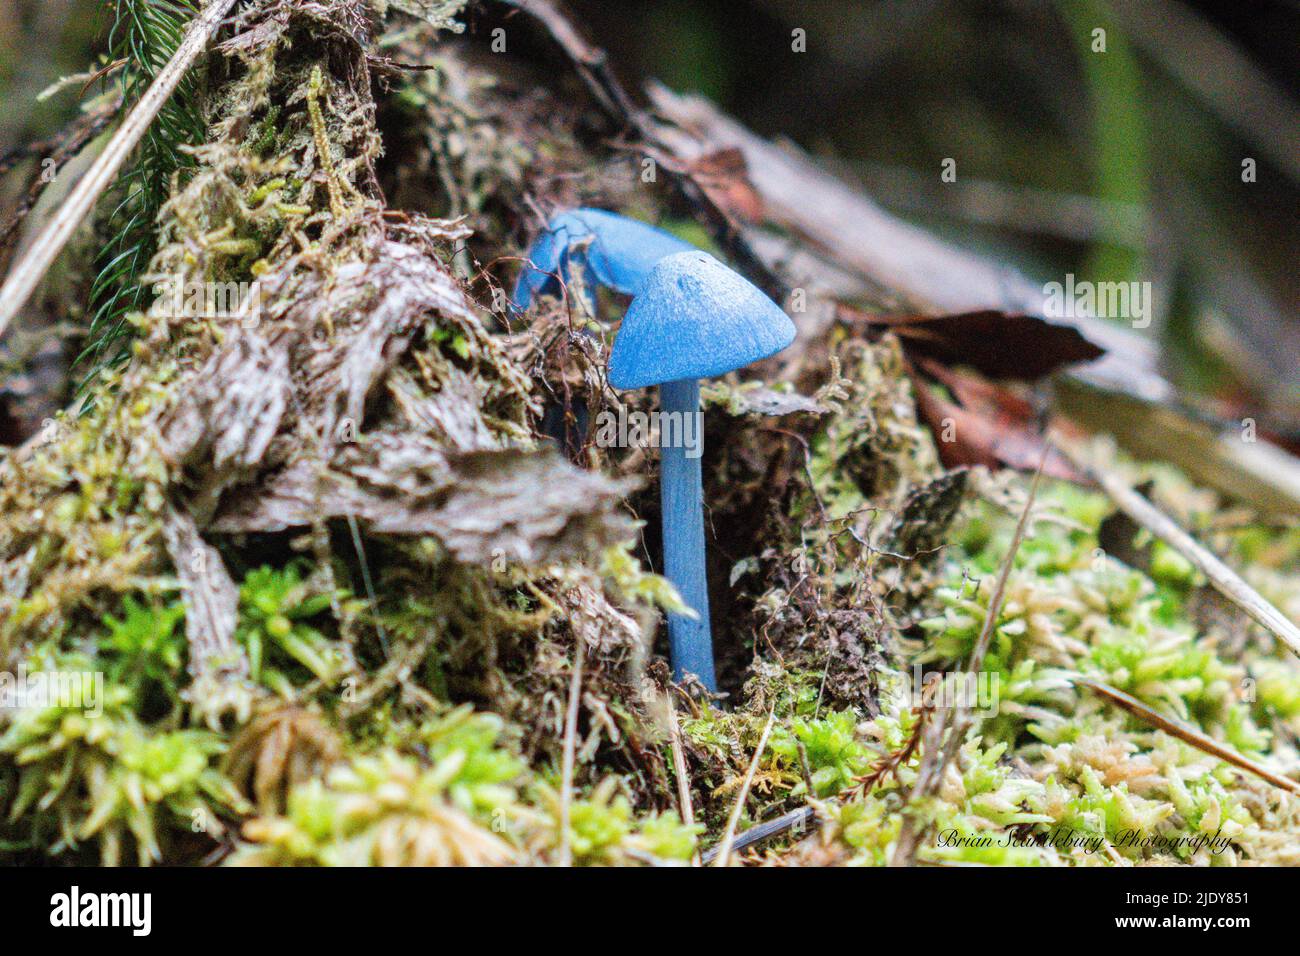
[658,377,717,692]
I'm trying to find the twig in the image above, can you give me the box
[1074,676,1300,796]
[1058,442,1300,658]
[557,632,585,867]
[891,450,1047,866]
[853,698,931,796]
[344,513,389,659]
[0,97,123,262]
[665,691,700,865]
[0,0,237,343]
[500,0,784,301]
[713,707,776,867]
[0,96,121,179]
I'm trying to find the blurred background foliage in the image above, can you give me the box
[0,0,1296,434]
[569,0,1299,435]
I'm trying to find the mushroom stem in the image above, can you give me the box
[659,377,717,691]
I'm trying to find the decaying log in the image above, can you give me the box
[158,234,637,567]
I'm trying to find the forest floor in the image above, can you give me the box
[1,0,1298,866]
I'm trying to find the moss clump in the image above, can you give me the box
[0,650,245,865]
[236,565,350,690]
[228,706,697,867]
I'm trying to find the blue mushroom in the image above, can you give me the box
[609,251,796,691]
[512,208,694,314]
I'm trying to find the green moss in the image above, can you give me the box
[236,565,349,689]
[0,650,244,865]
[770,711,873,799]
[101,597,186,704]
[229,707,697,867]
[893,475,1300,866]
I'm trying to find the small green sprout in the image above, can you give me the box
[100,597,186,703]
[236,565,346,687]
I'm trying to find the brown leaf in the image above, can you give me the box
[688,148,764,224]
[911,371,1078,479]
[842,307,1104,381]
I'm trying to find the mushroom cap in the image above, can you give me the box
[512,208,693,311]
[608,251,796,389]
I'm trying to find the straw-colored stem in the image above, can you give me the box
[1060,442,1300,658]
[557,634,585,867]
[713,708,775,867]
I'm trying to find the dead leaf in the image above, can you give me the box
[841,307,1104,381]
[911,372,1077,478]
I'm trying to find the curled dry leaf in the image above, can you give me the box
[910,366,1078,479]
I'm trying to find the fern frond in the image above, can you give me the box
[79,0,207,389]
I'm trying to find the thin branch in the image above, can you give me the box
[1075,676,1300,796]
[556,632,585,868]
[665,691,698,864]
[713,707,776,867]
[1058,442,1300,658]
[0,97,124,269]
[701,806,816,864]
[0,95,121,180]
[0,0,237,343]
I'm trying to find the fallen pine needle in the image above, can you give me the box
[1075,675,1300,796]
[665,692,699,865]
[557,635,585,867]
[891,448,1048,866]
[0,0,237,342]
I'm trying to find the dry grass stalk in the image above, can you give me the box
[1059,442,1300,657]
[891,452,1047,865]
[1075,676,1300,796]
[665,691,699,864]
[713,707,776,867]
[557,633,586,867]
